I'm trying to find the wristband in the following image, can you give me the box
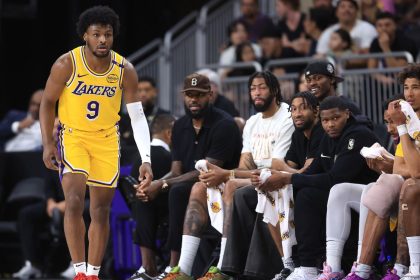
[397,124,408,136]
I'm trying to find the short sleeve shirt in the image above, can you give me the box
[285,122,325,169]
[171,106,242,173]
[242,103,294,169]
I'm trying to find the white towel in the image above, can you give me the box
[399,100,420,141]
[195,160,224,234]
[255,169,279,226]
[255,169,297,259]
[277,184,297,259]
[360,142,394,160]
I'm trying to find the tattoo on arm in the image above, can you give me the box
[183,199,208,236]
[396,205,409,266]
[239,153,257,170]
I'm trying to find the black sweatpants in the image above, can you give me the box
[294,187,330,267]
[222,185,283,279]
[17,201,50,267]
[132,192,169,249]
[168,181,195,252]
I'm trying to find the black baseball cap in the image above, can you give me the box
[304,61,344,83]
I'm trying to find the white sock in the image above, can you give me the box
[394,263,408,277]
[86,264,100,276]
[326,239,345,272]
[178,235,201,275]
[407,236,420,266]
[217,238,227,269]
[73,262,86,274]
[282,257,295,271]
[355,263,372,279]
[300,266,318,276]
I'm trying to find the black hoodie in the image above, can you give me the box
[291,116,379,191]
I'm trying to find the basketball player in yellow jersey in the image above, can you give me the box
[39,6,153,280]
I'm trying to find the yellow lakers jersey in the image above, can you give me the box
[58,46,125,131]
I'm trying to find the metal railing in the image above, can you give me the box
[127,0,416,122]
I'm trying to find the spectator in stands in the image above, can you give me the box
[275,0,308,56]
[218,19,262,78]
[258,23,302,76]
[136,73,241,279]
[368,12,418,84]
[137,76,170,124]
[344,64,420,280]
[226,42,258,78]
[128,114,175,280]
[313,0,333,8]
[120,76,170,146]
[303,7,335,56]
[259,96,379,280]
[316,94,403,280]
[161,70,294,280]
[316,0,377,56]
[236,0,274,43]
[325,29,354,69]
[0,89,43,152]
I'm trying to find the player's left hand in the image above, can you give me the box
[138,162,153,189]
[259,172,291,192]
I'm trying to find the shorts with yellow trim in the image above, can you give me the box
[58,124,120,188]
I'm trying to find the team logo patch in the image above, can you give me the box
[327,63,334,74]
[107,74,119,83]
[348,138,355,150]
[210,201,221,213]
[279,211,285,223]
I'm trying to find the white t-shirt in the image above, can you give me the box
[316,19,377,55]
[242,102,294,169]
[218,43,262,76]
[5,121,42,152]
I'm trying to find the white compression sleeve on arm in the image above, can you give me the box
[126,101,151,164]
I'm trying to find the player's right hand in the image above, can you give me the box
[43,142,60,171]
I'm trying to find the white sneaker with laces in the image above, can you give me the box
[286,267,319,280]
[60,263,76,279]
[12,260,42,279]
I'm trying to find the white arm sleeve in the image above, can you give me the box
[126,101,151,164]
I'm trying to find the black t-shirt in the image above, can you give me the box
[369,32,418,64]
[171,106,242,173]
[214,94,240,118]
[284,122,325,169]
[277,13,306,41]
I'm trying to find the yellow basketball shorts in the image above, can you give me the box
[58,124,120,188]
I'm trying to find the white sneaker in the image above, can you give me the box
[401,266,420,280]
[12,260,42,279]
[286,267,319,280]
[60,263,76,279]
[155,266,172,280]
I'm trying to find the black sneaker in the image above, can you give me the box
[128,267,155,280]
[272,268,293,280]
